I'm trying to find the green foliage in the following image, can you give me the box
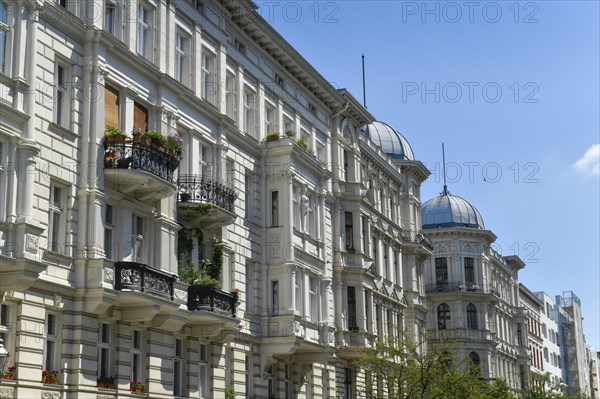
[285,130,296,137]
[521,373,589,399]
[104,125,126,138]
[224,385,236,399]
[488,378,516,399]
[357,328,489,399]
[177,229,224,288]
[296,136,308,149]
[141,130,165,146]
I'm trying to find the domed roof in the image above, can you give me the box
[362,121,415,160]
[422,192,485,229]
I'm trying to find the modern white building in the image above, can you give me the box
[420,188,529,392]
[0,0,432,398]
[534,291,563,388]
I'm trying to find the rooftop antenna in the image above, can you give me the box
[442,142,448,195]
[362,54,367,108]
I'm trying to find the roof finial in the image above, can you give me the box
[442,142,449,195]
[362,54,367,108]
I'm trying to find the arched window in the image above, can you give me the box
[466,303,478,330]
[469,352,481,371]
[437,303,451,330]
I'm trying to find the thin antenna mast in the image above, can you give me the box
[442,142,448,195]
[362,54,367,108]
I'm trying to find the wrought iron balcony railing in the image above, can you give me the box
[177,175,238,213]
[114,262,175,300]
[425,282,499,296]
[103,140,180,184]
[188,285,237,317]
[402,230,434,251]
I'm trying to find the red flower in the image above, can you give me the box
[42,370,50,375]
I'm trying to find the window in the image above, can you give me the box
[375,304,382,337]
[469,352,480,367]
[517,323,523,345]
[131,215,144,262]
[284,364,291,399]
[0,304,12,365]
[372,236,378,269]
[393,250,399,284]
[271,191,279,227]
[55,0,66,7]
[466,303,478,329]
[437,303,451,330]
[225,70,237,119]
[283,114,294,135]
[307,194,316,235]
[464,257,474,285]
[175,31,190,85]
[45,314,58,373]
[383,243,389,279]
[104,204,114,259]
[0,1,10,74]
[365,291,371,333]
[98,323,111,378]
[265,102,276,135]
[131,330,142,383]
[105,0,117,36]
[362,216,368,254]
[345,212,354,250]
[267,366,275,399]
[104,85,120,129]
[344,368,354,399]
[245,355,252,397]
[292,186,301,228]
[199,344,209,398]
[245,262,254,312]
[244,87,256,137]
[387,309,394,338]
[134,101,148,132]
[49,184,66,253]
[435,257,448,286]
[173,339,183,396]
[347,286,357,331]
[244,171,253,219]
[309,276,318,322]
[201,50,216,103]
[137,4,152,59]
[54,62,69,127]
[271,280,279,315]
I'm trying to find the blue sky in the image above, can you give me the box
[256,0,600,347]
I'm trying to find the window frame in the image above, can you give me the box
[175,30,190,86]
[137,3,153,60]
[54,61,71,129]
[201,49,216,104]
[225,68,237,120]
[199,343,209,398]
[173,338,183,396]
[435,257,448,286]
[130,214,144,263]
[49,183,67,254]
[0,0,12,75]
[104,203,115,259]
[243,85,257,138]
[437,303,451,330]
[466,303,478,330]
[131,330,143,383]
[97,323,112,379]
[44,313,59,374]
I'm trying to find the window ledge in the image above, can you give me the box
[43,249,75,265]
[48,122,78,141]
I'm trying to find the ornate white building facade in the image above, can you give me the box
[0,0,431,398]
[420,189,529,392]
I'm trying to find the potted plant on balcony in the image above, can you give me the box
[165,133,183,158]
[97,376,115,389]
[104,125,127,143]
[130,380,145,393]
[131,128,142,142]
[178,241,224,288]
[296,136,308,150]
[266,132,280,142]
[42,370,58,384]
[2,365,16,380]
[141,131,165,149]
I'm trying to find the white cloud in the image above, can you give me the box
[572,143,600,177]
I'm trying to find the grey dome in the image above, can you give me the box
[422,193,485,229]
[362,121,415,160]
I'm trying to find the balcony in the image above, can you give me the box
[187,285,237,323]
[103,140,180,200]
[402,230,434,252]
[114,261,175,300]
[425,282,499,297]
[177,175,238,228]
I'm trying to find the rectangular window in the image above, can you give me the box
[175,31,189,85]
[131,215,144,262]
[344,368,354,399]
[387,309,394,338]
[105,0,116,35]
[347,286,357,331]
[98,323,111,378]
[283,114,294,135]
[365,291,371,333]
[271,280,279,315]
[0,304,12,364]
[173,339,183,396]
[0,1,9,74]
[137,5,152,59]
[307,194,316,235]
[55,62,69,127]
[372,237,378,269]
[225,70,237,120]
[244,171,253,219]
[271,191,279,227]
[264,103,276,135]
[49,184,66,253]
[45,314,58,373]
[435,257,448,286]
[55,0,66,7]
[345,212,354,250]
[104,204,114,259]
[244,87,256,137]
[292,186,300,229]
[383,244,389,279]
[133,101,148,132]
[464,257,475,285]
[104,85,120,129]
[245,355,252,397]
[201,50,216,103]
[362,216,368,254]
[393,250,399,284]
[309,276,318,322]
[199,344,209,398]
[131,330,142,383]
